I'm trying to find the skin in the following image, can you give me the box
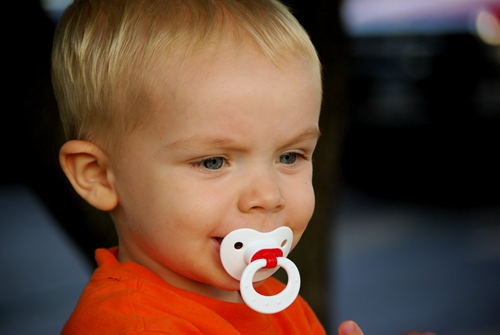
[106,44,321,303]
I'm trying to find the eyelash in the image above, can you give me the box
[194,156,227,170]
[277,151,308,164]
[192,151,309,171]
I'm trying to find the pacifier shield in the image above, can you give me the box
[220,227,301,314]
[220,226,292,281]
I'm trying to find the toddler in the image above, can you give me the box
[53,0,383,334]
[53,0,324,335]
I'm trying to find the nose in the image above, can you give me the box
[237,167,285,213]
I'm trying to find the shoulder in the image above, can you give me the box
[62,249,206,334]
[62,252,244,335]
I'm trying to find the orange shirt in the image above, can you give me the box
[62,248,325,335]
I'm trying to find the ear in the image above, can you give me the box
[59,140,118,211]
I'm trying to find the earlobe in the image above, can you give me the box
[59,140,118,211]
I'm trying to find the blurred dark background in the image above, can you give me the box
[332,1,500,334]
[341,0,500,208]
[1,0,499,334]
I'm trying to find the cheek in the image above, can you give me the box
[302,179,316,214]
[289,182,315,232]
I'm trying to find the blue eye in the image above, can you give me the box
[200,157,225,170]
[278,152,297,164]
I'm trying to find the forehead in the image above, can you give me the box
[141,48,320,154]
[111,42,323,167]
[147,42,322,117]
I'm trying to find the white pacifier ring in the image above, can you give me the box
[240,257,300,314]
[220,227,301,314]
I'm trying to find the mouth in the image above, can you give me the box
[212,237,224,251]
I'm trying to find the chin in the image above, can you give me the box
[206,272,240,291]
[217,278,242,292]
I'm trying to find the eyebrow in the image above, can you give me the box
[278,125,321,149]
[166,125,321,151]
[166,136,238,150]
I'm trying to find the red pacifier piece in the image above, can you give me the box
[251,248,283,268]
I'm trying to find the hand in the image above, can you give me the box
[338,321,364,335]
[337,320,436,335]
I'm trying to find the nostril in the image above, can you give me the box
[281,239,287,248]
[234,242,243,250]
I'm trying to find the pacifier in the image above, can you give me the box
[220,226,301,314]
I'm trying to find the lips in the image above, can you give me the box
[212,237,224,251]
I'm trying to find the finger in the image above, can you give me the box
[338,320,364,335]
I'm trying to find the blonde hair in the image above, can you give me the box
[52,0,320,151]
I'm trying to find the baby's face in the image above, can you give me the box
[111,45,322,302]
